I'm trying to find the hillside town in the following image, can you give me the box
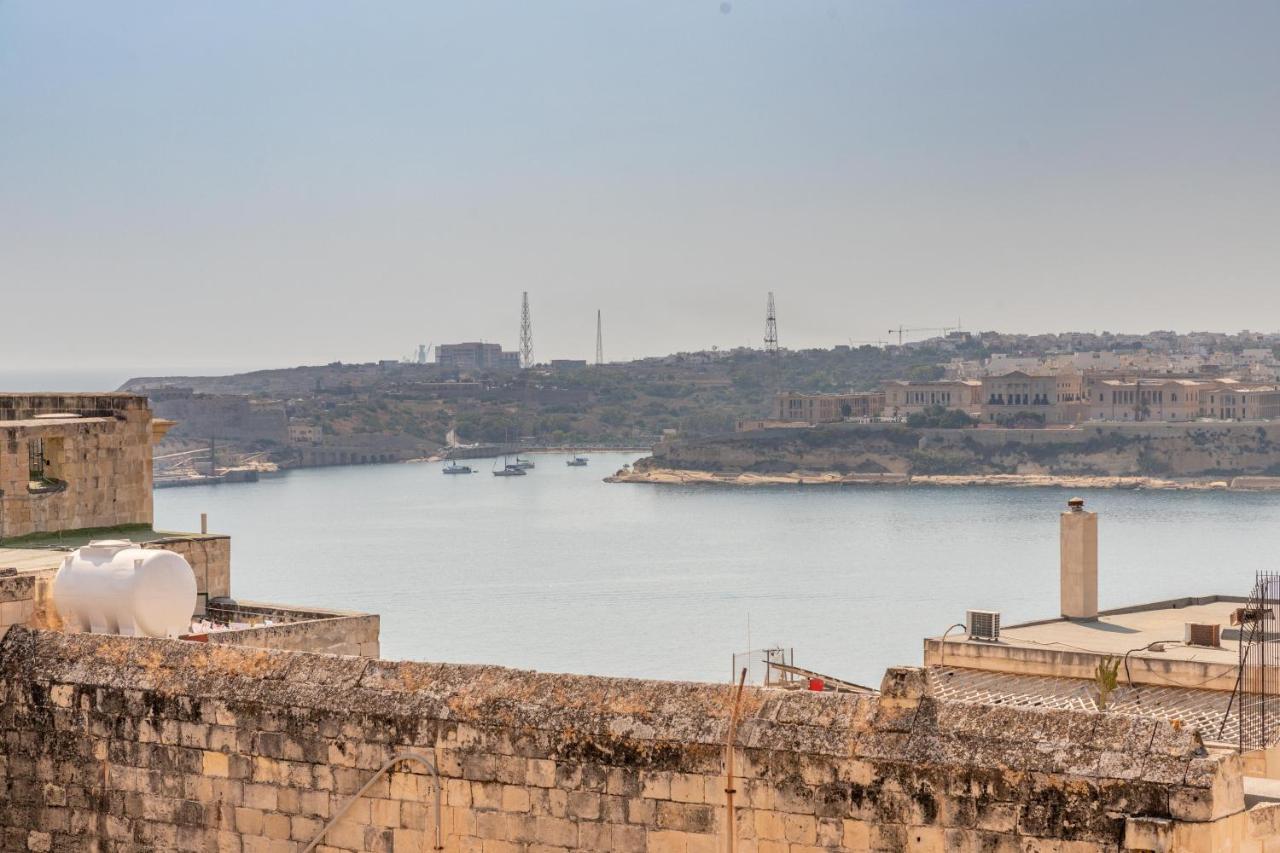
[760,334,1280,430]
[116,329,1280,484]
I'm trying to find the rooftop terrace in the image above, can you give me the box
[925,595,1247,693]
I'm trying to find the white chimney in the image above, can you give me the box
[1060,497,1098,620]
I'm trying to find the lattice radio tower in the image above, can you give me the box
[764,292,780,393]
[519,292,533,368]
[764,292,778,354]
[595,310,604,366]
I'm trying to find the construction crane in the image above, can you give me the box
[887,325,958,346]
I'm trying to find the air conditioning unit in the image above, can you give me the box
[1185,623,1221,648]
[966,609,1001,642]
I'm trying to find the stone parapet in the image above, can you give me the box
[147,534,232,601]
[0,630,1261,851]
[0,394,156,539]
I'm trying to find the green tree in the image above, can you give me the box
[906,405,976,429]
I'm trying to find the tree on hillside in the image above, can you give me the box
[906,405,976,429]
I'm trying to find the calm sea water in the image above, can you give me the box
[154,452,1280,687]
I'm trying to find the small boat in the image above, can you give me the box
[493,456,527,476]
[566,454,588,467]
[513,456,535,470]
[443,462,473,475]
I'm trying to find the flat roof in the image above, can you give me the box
[1002,599,1243,663]
[925,596,1246,692]
[0,530,223,575]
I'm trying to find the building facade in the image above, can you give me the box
[882,380,981,418]
[773,391,885,424]
[1084,377,1210,422]
[287,421,322,444]
[434,342,521,371]
[1200,385,1280,421]
[0,394,166,540]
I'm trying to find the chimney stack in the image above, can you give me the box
[1060,497,1098,620]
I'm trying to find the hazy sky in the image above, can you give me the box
[3,1,1279,372]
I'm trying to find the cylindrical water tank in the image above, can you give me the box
[53,540,197,638]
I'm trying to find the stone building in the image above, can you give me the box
[1200,385,1280,421]
[882,380,982,418]
[773,391,885,424]
[288,420,323,445]
[0,393,166,540]
[1084,377,1212,422]
[436,342,521,372]
[979,371,1061,423]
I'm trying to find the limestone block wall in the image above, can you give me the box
[0,574,34,631]
[148,535,232,601]
[0,394,156,539]
[203,613,380,657]
[1,627,1273,852]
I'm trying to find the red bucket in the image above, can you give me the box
[808,677,825,691]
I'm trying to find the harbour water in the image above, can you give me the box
[154,452,1280,687]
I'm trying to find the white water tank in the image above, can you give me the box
[53,540,197,638]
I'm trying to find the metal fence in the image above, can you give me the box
[1238,571,1280,751]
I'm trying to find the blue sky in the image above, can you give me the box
[2,1,1278,371]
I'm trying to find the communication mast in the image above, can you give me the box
[595,310,604,366]
[519,292,533,368]
[764,292,781,395]
[764,292,778,354]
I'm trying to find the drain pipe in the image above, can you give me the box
[303,751,443,852]
[725,668,747,853]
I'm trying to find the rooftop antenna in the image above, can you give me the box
[595,309,604,366]
[519,292,533,368]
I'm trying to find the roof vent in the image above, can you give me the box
[1184,623,1222,648]
[966,609,1001,642]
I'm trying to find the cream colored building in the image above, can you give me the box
[882,380,981,418]
[1085,377,1210,422]
[773,391,884,424]
[1200,385,1280,420]
[980,371,1077,423]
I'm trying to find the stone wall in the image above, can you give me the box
[0,574,34,631]
[148,391,290,445]
[0,394,155,539]
[201,615,379,657]
[202,602,379,657]
[2,627,1274,852]
[650,421,1280,479]
[148,535,233,602]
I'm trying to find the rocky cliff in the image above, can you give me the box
[641,422,1280,479]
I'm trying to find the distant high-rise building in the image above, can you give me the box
[435,342,520,371]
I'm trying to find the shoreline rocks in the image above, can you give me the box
[604,467,1280,492]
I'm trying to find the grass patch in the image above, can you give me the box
[0,524,161,548]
